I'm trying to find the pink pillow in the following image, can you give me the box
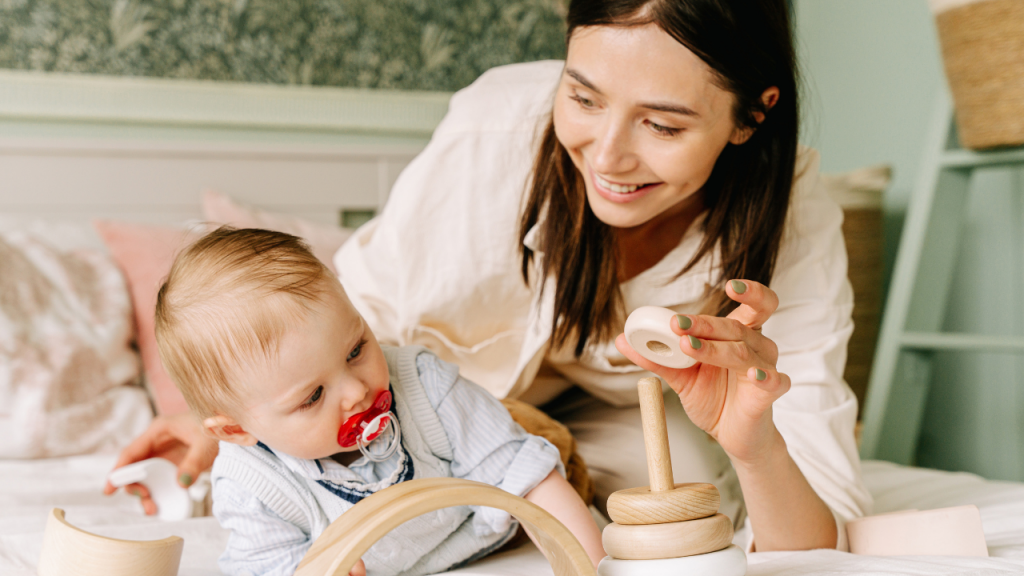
[93,221,198,416]
[202,190,354,274]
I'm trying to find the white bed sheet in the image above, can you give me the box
[2,456,1024,576]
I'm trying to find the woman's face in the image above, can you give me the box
[553,24,752,229]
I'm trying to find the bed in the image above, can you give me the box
[3,68,1024,576]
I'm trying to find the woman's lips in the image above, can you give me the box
[590,168,662,204]
[337,390,392,448]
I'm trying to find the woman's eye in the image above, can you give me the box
[569,93,596,109]
[300,386,323,411]
[648,121,681,137]
[347,340,365,361]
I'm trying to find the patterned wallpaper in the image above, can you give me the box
[0,0,568,92]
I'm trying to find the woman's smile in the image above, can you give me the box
[590,166,663,204]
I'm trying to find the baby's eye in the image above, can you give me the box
[300,386,323,411]
[347,340,366,362]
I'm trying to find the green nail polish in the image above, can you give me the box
[676,315,692,330]
[688,335,702,350]
[755,369,767,381]
[179,473,193,487]
[730,280,747,294]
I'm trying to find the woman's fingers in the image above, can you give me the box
[349,559,367,576]
[745,366,792,399]
[673,313,778,364]
[724,279,779,331]
[122,482,159,516]
[176,434,220,488]
[103,423,168,495]
[680,335,775,380]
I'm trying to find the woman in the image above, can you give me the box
[108,0,870,552]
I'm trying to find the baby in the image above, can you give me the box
[153,227,604,576]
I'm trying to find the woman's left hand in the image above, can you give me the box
[615,279,790,465]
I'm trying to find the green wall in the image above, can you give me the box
[0,0,567,92]
[795,0,1024,481]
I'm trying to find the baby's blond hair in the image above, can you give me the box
[155,227,333,419]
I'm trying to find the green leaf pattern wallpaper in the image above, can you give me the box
[0,0,568,91]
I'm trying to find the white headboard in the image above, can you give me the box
[0,70,452,227]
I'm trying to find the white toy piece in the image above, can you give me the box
[598,545,746,576]
[107,457,210,521]
[624,306,697,369]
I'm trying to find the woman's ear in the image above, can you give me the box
[752,86,780,124]
[729,86,781,145]
[204,414,259,446]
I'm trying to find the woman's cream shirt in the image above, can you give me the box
[335,60,872,549]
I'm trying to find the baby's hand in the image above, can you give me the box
[348,558,366,576]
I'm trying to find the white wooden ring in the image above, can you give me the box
[624,306,697,369]
[602,513,733,560]
[597,544,746,576]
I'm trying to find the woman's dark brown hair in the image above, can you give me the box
[520,0,799,357]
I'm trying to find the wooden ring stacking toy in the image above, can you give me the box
[37,508,183,576]
[607,483,719,525]
[602,513,733,560]
[295,477,597,576]
[598,377,747,576]
[624,306,697,369]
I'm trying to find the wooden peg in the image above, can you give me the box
[605,377,721,526]
[638,376,674,492]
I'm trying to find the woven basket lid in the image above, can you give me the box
[929,0,993,15]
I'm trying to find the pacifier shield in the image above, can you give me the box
[337,390,392,448]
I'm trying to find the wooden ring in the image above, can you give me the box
[602,513,734,561]
[606,483,720,525]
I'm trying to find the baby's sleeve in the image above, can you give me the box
[212,476,312,576]
[416,351,564,535]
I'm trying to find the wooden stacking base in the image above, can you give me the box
[607,482,719,525]
[602,513,733,560]
[598,544,747,576]
[37,508,183,576]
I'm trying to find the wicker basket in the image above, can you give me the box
[933,0,1024,149]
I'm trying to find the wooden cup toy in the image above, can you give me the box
[597,377,747,576]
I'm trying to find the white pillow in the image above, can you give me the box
[0,225,152,458]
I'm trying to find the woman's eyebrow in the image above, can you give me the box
[567,68,700,118]
[566,68,602,93]
[639,101,700,118]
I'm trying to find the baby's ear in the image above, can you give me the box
[204,414,258,446]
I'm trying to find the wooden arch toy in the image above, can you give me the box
[295,477,598,576]
[37,508,184,576]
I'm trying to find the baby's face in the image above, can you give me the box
[230,286,391,460]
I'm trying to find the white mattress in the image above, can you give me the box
[3,455,1024,575]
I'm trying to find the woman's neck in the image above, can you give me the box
[615,192,706,282]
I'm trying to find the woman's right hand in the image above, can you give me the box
[103,412,219,515]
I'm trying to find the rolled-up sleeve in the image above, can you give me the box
[212,477,311,576]
[415,351,563,536]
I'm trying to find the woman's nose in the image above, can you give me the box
[590,117,637,175]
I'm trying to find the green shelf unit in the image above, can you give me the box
[860,89,1024,465]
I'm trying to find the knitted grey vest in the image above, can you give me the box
[212,345,516,576]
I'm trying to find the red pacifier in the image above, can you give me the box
[337,390,401,462]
